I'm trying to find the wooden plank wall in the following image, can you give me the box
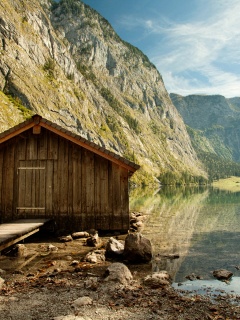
[0,128,130,231]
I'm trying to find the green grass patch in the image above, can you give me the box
[212,176,240,192]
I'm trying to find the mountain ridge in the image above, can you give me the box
[0,0,206,184]
[170,93,240,180]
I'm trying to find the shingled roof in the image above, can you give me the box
[0,114,140,173]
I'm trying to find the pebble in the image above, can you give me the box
[54,315,92,320]
[72,296,93,308]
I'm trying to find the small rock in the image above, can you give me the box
[70,260,79,266]
[9,297,19,302]
[213,269,233,281]
[59,235,73,242]
[0,277,5,289]
[144,271,171,288]
[163,254,180,259]
[72,296,93,308]
[105,262,133,285]
[151,254,162,272]
[87,229,97,235]
[0,269,6,275]
[130,212,144,219]
[66,256,73,261]
[15,244,27,257]
[86,232,102,247]
[47,244,58,252]
[129,212,146,232]
[48,244,58,252]
[54,315,92,320]
[72,231,90,239]
[84,250,105,264]
[84,277,98,290]
[105,237,124,259]
[185,273,199,281]
[26,273,35,277]
[13,270,24,275]
[131,221,144,232]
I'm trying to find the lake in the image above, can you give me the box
[130,186,240,295]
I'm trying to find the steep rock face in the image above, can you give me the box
[170,93,240,162]
[0,0,205,183]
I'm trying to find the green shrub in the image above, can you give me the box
[43,58,55,79]
[7,95,32,119]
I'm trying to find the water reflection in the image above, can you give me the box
[130,187,240,286]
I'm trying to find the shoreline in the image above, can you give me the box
[0,234,240,319]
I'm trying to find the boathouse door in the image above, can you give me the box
[16,160,46,218]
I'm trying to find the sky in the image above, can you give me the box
[81,0,240,98]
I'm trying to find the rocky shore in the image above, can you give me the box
[0,219,240,320]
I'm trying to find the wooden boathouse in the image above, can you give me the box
[0,115,139,232]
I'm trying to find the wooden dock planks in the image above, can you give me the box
[0,219,50,251]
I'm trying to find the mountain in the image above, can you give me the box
[170,93,240,179]
[0,0,206,185]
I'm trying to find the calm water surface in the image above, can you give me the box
[130,186,240,295]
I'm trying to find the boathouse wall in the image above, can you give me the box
[0,125,131,232]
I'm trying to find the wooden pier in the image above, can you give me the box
[0,219,50,252]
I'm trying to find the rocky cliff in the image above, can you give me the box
[170,93,240,162]
[0,0,205,184]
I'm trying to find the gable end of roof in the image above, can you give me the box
[0,115,140,173]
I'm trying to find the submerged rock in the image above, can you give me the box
[185,273,203,281]
[144,271,171,288]
[213,269,233,281]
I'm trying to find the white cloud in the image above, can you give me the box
[119,0,240,97]
[163,67,240,98]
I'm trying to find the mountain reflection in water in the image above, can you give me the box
[130,186,240,287]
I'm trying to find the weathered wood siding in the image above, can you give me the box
[0,127,129,231]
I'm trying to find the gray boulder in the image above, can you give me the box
[123,232,152,263]
[105,262,133,285]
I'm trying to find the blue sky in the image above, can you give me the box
[81,0,240,98]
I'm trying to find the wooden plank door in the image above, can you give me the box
[16,160,46,218]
